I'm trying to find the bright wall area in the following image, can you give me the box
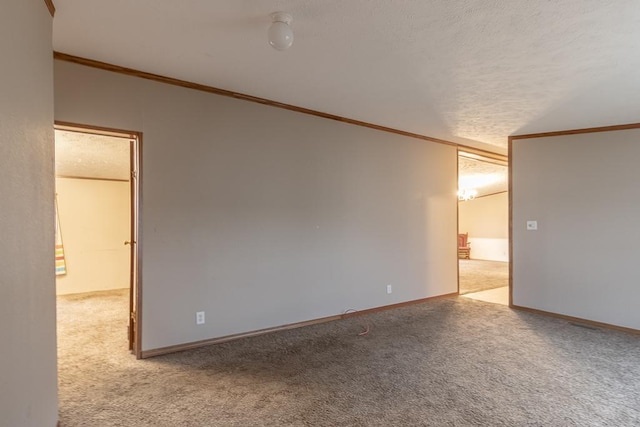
[54,60,459,352]
[0,1,58,426]
[458,192,509,261]
[55,177,131,295]
[512,128,640,330]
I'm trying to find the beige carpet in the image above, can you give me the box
[461,285,509,305]
[459,259,509,294]
[57,289,640,426]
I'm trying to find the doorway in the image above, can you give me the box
[457,149,509,305]
[54,123,141,356]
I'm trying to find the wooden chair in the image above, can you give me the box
[458,233,471,259]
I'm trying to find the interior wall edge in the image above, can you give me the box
[507,137,513,307]
[2,0,57,424]
[44,0,55,17]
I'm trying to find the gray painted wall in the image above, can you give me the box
[0,0,58,425]
[54,61,458,351]
[512,129,640,330]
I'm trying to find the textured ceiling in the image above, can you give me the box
[52,1,640,150]
[458,156,507,198]
[55,130,130,181]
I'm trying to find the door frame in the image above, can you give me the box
[456,147,509,296]
[55,121,143,358]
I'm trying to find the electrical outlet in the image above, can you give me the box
[526,220,538,231]
[386,284,393,294]
[196,311,205,325]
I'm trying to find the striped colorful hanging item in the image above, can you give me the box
[55,194,67,276]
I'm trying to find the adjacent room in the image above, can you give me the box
[54,128,138,362]
[457,151,509,305]
[54,129,131,295]
[3,2,640,427]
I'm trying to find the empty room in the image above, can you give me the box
[2,1,640,426]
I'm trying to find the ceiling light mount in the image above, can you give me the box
[268,12,294,51]
[457,188,478,201]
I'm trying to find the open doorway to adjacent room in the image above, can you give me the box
[457,149,509,305]
[54,124,141,359]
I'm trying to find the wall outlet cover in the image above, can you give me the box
[196,311,205,325]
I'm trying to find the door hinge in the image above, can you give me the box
[131,170,137,179]
[129,312,136,345]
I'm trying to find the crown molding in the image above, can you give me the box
[53,51,508,155]
[44,0,55,17]
[510,122,640,142]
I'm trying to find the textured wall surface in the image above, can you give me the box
[0,0,58,425]
[54,60,459,351]
[512,129,640,329]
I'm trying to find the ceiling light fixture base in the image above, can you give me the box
[270,12,293,26]
[268,12,294,51]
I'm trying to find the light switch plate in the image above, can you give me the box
[526,220,538,231]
